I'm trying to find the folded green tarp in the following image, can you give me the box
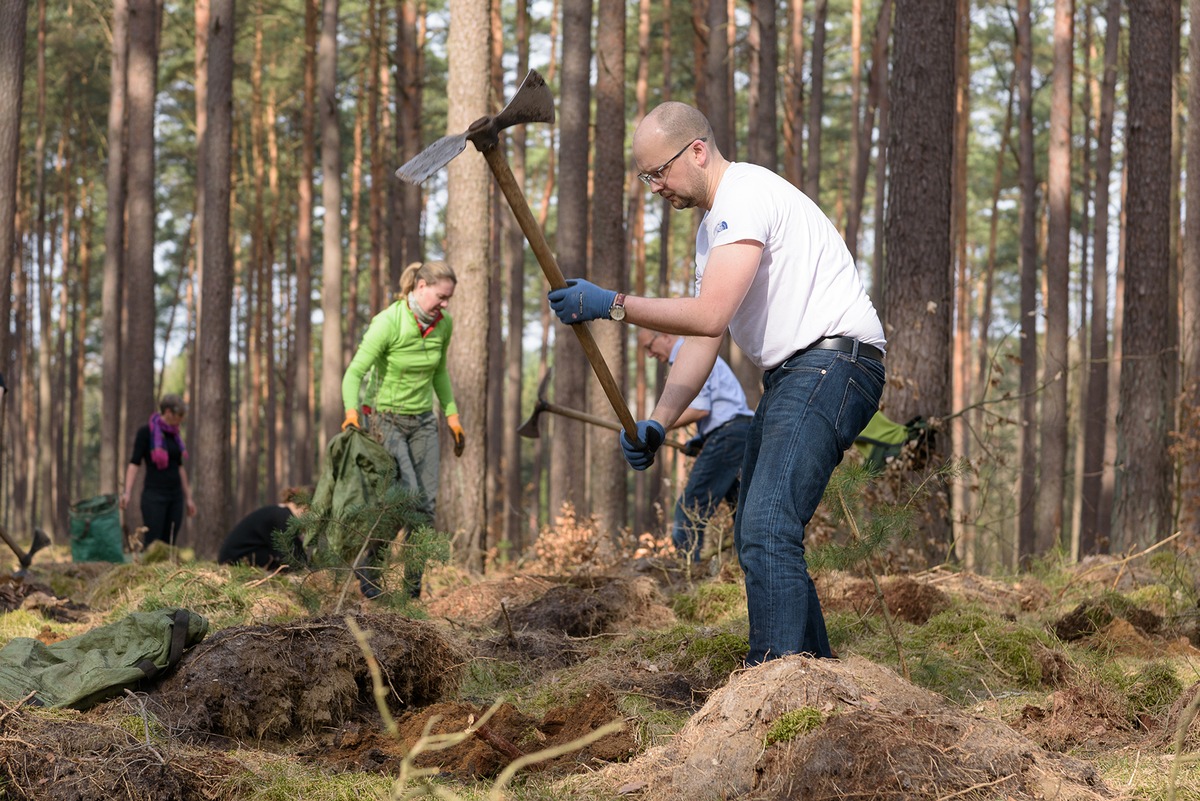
[0,607,208,709]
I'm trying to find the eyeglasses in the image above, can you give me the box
[637,138,707,186]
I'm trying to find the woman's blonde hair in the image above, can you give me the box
[399,260,456,295]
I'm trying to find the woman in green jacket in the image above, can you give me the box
[342,260,464,598]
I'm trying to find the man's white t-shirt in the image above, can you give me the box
[695,162,886,371]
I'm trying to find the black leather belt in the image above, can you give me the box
[795,336,884,362]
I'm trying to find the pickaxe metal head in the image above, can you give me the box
[395,70,554,185]
[518,369,689,452]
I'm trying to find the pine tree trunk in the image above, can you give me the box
[291,0,317,489]
[318,0,344,453]
[392,0,424,281]
[1113,0,1174,550]
[783,0,805,188]
[124,0,160,531]
[100,0,129,498]
[441,0,491,565]
[950,0,971,567]
[1180,0,1200,539]
[549,0,591,519]
[1015,0,1038,565]
[1035,0,1073,555]
[33,0,53,532]
[704,0,730,152]
[588,0,627,537]
[884,0,955,564]
[805,0,828,202]
[194,0,236,555]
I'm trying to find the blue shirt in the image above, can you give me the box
[670,339,755,438]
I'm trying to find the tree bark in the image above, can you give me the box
[392,0,424,281]
[549,0,590,519]
[1080,0,1120,555]
[124,0,160,530]
[100,0,129,498]
[318,0,344,453]
[1015,0,1038,566]
[1113,0,1174,549]
[783,0,805,188]
[805,0,828,203]
[588,0,627,536]
[1180,0,1200,539]
[194,0,236,556]
[704,0,730,153]
[503,0,530,554]
[0,0,25,390]
[1035,0,1073,556]
[883,0,956,564]
[291,0,317,489]
[950,0,970,566]
[440,0,491,566]
[748,0,778,170]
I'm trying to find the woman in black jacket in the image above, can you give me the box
[121,394,196,547]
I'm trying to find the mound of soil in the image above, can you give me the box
[149,612,465,741]
[755,707,1109,801]
[821,574,951,624]
[1016,681,1136,752]
[0,703,249,801]
[1162,682,1200,751]
[499,576,674,637]
[426,574,557,627]
[475,628,593,670]
[311,684,636,778]
[591,655,1113,801]
[0,575,89,622]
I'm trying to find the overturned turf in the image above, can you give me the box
[149,612,466,741]
[0,701,251,801]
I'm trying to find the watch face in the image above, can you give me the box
[610,306,626,321]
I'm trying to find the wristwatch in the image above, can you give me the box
[609,293,627,321]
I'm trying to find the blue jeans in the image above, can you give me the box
[673,416,751,560]
[736,348,884,664]
[361,410,440,598]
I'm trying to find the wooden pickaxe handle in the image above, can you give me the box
[479,146,642,445]
[536,400,690,452]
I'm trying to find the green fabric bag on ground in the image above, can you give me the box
[0,608,208,709]
[69,493,125,563]
[307,426,399,564]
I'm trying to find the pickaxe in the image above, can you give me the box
[395,69,645,448]
[0,381,51,576]
[518,371,691,453]
[0,526,51,577]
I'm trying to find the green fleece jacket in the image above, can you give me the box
[342,300,458,417]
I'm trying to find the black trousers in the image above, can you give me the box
[141,487,184,546]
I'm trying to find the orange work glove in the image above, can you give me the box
[447,413,465,457]
[341,409,360,431]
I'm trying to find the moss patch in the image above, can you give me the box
[764,707,824,746]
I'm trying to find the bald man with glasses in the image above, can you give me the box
[548,101,886,667]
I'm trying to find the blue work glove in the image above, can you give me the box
[619,420,666,471]
[548,279,617,325]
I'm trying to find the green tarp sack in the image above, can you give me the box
[854,411,934,471]
[0,608,208,710]
[307,426,399,564]
[69,493,125,563]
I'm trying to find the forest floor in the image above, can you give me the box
[0,511,1196,800]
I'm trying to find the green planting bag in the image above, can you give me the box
[69,493,125,563]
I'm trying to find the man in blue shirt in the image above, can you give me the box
[639,328,755,562]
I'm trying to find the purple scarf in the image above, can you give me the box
[149,412,187,470]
